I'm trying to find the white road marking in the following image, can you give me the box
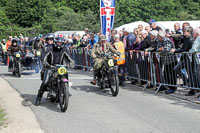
[3,77,92,80]
[69,82,73,87]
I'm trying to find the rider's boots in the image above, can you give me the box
[91,79,96,85]
[91,71,98,85]
[35,90,43,106]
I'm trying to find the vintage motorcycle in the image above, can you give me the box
[97,52,119,96]
[47,64,69,112]
[10,52,22,77]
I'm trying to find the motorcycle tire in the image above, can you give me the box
[59,82,69,112]
[110,75,119,97]
[16,62,21,78]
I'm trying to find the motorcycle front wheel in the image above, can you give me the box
[59,82,69,112]
[110,75,119,97]
[16,62,21,77]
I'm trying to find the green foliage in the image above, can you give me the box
[0,0,199,39]
[5,0,53,27]
[0,107,6,126]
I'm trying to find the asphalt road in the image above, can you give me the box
[1,64,200,133]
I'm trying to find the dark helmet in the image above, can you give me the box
[45,33,54,41]
[11,38,18,46]
[54,37,65,49]
[35,37,40,41]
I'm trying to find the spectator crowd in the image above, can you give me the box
[1,19,200,97]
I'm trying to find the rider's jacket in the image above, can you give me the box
[0,43,6,52]
[91,42,117,59]
[43,46,74,68]
[7,45,24,55]
[113,41,125,65]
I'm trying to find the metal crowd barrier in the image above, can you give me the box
[67,48,93,70]
[125,51,153,90]
[69,48,200,96]
[126,50,200,94]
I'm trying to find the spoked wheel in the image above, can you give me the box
[12,66,16,75]
[59,82,69,112]
[110,75,119,97]
[99,79,105,90]
[16,62,21,78]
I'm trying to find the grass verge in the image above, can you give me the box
[0,107,6,127]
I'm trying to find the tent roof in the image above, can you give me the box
[115,21,149,31]
[115,20,200,32]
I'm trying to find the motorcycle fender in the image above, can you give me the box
[63,78,68,83]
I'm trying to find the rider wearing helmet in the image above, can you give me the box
[0,39,6,63]
[41,33,55,61]
[35,36,74,106]
[7,39,24,71]
[90,35,120,85]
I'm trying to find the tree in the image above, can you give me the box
[5,0,53,27]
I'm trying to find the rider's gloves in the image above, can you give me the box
[50,65,56,69]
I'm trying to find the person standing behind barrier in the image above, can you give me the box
[172,23,183,49]
[145,30,159,52]
[149,19,162,32]
[80,36,89,48]
[140,30,151,50]
[190,28,200,53]
[71,34,81,49]
[145,26,151,35]
[88,34,98,49]
[123,28,136,83]
[123,28,136,52]
[113,34,126,86]
[156,31,178,94]
[189,28,200,92]
[171,27,195,96]
[118,30,124,42]
[138,24,143,32]
[110,30,117,45]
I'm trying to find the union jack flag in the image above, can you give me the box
[100,0,115,42]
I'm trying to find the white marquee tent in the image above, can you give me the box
[115,20,200,32]
[157,20,200,32]
[115,21,149,32]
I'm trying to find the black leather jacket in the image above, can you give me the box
[43,45,74,69]
[175,36,194,53]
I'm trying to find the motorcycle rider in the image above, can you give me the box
[90,35,120,85]
[0,39,7,64]
[41,33,55,61]
[35,36,74,106]
[32,37,43,53]
[7,39,24,71]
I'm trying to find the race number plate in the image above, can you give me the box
[57,67,67,75]
[16,54,20,58]
[108,59,114,67]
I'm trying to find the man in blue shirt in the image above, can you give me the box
[123,28,136,52]
[89,34,98,49]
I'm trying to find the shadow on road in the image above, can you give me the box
[122,83,200,110]
[71,85,113,97]
[21,93,63,113]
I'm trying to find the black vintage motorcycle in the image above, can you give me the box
[97,52,119,96]
[10,52,22,77]
[47,64,69,112]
